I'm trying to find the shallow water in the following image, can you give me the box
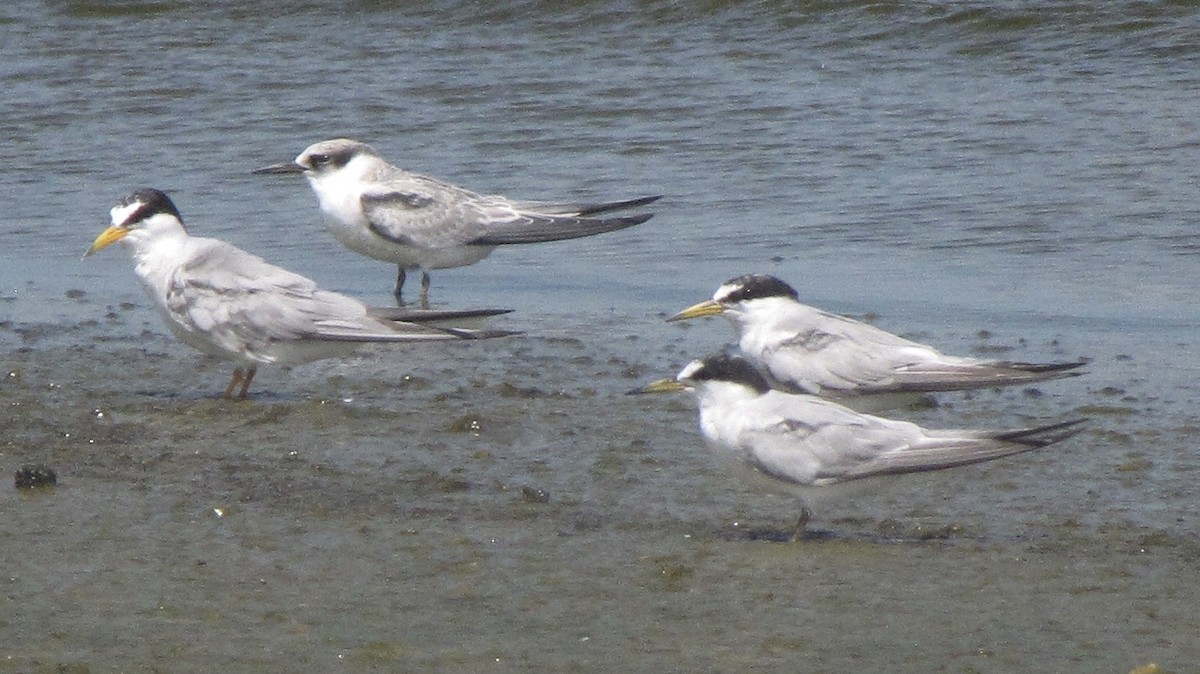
[3,1,1199,671]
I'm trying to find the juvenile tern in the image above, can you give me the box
[669,274,1085,408]
[253,138,662,307]
[84,189,517,400]
[633,354,1086,536]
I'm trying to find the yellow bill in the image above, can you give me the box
[84,225,130,258]
[628,378,688,395]
[666,299,725,322]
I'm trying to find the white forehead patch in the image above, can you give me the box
[677,359,705,382]
[110,200,144,227]
[713,280,742,303]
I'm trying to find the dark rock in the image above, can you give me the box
[15,464,57,489]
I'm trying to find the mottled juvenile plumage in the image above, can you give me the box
[254,138,660,306]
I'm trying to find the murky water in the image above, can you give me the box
[3,1,1199,671]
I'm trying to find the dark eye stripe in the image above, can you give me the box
[308,148,357,169]
[327,148,356,167]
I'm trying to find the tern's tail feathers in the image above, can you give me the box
[440,327,524,340]
[834,418,1087,483]
[991,418,1089,447]
[511,194,663,216]
[1004,360,1090,375]
[368,306,514,322]
[877,358,1088,394]
[469,212,654,246]
[314,322,521,343]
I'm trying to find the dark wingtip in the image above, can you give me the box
[1010,358,1090,374]
[446,328,524,340]
[468,211,654,246]
[368,307,514,322]
[620,194,664,208]
[996,418,1089,446]
[573,195,664,216]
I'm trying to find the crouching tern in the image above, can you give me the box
[669,274,1085,410]
[84,189,518,400]
[252,138,661,307]
[633,354,1086,537]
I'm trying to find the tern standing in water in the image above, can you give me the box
[254,138,661,307]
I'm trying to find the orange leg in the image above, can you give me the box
[790,507,812,542]
[222,367,258,400]
[222,368,243,399]
[237,367,257,400]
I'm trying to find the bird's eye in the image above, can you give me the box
[310,154,330,166]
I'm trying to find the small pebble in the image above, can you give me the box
[521,486,550,503]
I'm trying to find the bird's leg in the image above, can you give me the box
[222,367,257,400]
[790,506,813,542]
[223,368,245,400]
[419,271,431,310]
[236,366,257,400]
[393,266,407,306]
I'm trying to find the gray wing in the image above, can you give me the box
[360,175,490,248]
[506,194,663,216]
[754,308,937,393]
[736,395,914,486]
[367,306,513,322]
[360,169,657,248]
[756,307,1083,395]
[472,194,659,244]
[163,240,478,354]
[877,359,1086,393]
[467,211,653,245]
[745,394,1084,486]
[827,418,1087,482]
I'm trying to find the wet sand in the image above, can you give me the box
[3,300,1196,672]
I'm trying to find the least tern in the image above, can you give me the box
[253,138,662,307]
[669,274,1085,408]
[84,189,517,400]
[633,354,1086,536]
